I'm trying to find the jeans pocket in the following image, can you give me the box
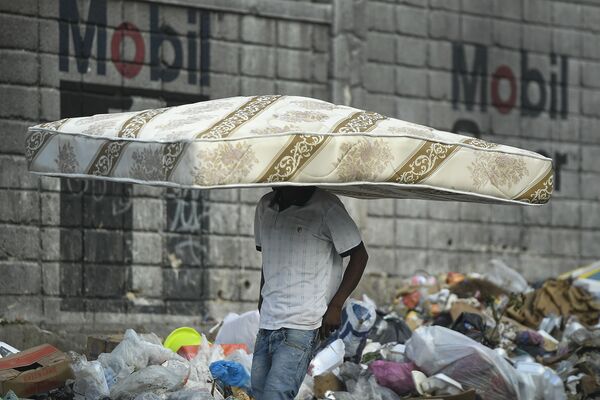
[283,328,316,352]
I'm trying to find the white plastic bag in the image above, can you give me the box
[515,362,567,400]
[71,358,110,400]
[111,329,183,371]
[187,335,225,390]
[309,339,345,376]
[338,298,376,359]
[214,310,260,352]
[110,361,190,400]
[486,259,530,293]
[405,326,522,400]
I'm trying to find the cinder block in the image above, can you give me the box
[581,89,600,117]
[393,248,427,275]
[367,247,396,274]
[428,201,459,220]
[210,12,240,41]
[582,231,600,258]
[277,20,312,50]
[0,85,39,120]
[396,66,427,97]
[84,230,125,263]
[0,190,39,224]
[367,198,395,217]
[133,198,164,231]
[427,221,461,250]
[40,88,61,122]
[582,201,600,229]
[365,93,396,117]
[39,0,123,28]
[367,2,396,32]
[241,16,276,45]
[0,296,42,322]
[205,268,260,302]
[395,219,427,248]
[461,0,493,15]
[83,264,129,298]
[524,0,551,24]
[313,25,330,53]
[0,14,38,50]
[395,5,427,37]
[208,203,240,235]
[239,187,269,204]
[40,228,60,262]
[162,268,203,300]
[583,32,600,60]
[239,204,256,237]
[427,70,452,101]
[488,204,522,225]
[0,0,38,15]
[131,265,163,297]
[550,229,580,257]
[395,199,428,218]
[312,53,329,83]
[209,41,240,75]
[132,232,162,265]
[553,29,582,58]
[0,50,38,85]
[459,203,491,222]
[582,5,600,32]
[277,49,313,81]
[522,228,553,255]
[206,235,241,267]
[1,225,40,261]
[367,32,396,63]
[241,45,275,78]
[396,36,427,67]
[365,63,395,94]
[206,73,240,99]
[429,11,460,41]
[581,144,600,173]
[551,200,581,228]
[488,225,521,253]
[429,0,460,10]
[364,217,394,247]
[42,262,60,296]
[552,2,581,28]
[276,81,313,97]
[0,262,41,294]
[557,170,580,200]
[396,98,428,125]
[458,222,491,252]
[492,19,520,49]
[492,0,521,20]
[581,117,600,144]
[240,76,275,96]
[461,15,492,46]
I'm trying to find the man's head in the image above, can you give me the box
[272,186,316,206]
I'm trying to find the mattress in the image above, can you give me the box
[26,95,553,204]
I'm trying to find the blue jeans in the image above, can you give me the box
[251,328,319,400]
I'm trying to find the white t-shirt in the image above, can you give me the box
[254,188,362,330]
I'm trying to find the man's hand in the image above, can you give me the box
[320,303,342,340]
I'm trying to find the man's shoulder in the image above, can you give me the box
[257,191,275,207]
[313,188,343,209]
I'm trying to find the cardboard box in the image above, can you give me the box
[0,344,73,397]
[86,334,124,360]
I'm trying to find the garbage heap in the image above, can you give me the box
[1,260,599,400]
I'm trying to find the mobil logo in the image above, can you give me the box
[58,0,209,85]
[452,43,569,119]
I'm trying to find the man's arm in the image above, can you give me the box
[258,268,264,312]
[320,242,368,339]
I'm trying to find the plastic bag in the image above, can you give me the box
[71,356,110,400]
[110,361,190,400]
[405,326,522,400]
[98,352,134,388]
[338,298,376,360]
[450,312,486,343]
[215,311,260,353]
[515,362,567,400]
[328,375,400,400]
[187,336,225,390]
[309,339,345,376]
[368,312,412,344]
[486,259,529,293]
[165,389,215,400]
[225,349,252,375]
[112,329,184,371]
[368,360,415,395]
[209,360,250,389]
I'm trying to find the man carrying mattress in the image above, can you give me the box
[251,186,369,399]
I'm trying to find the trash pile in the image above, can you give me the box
[1,259,599,400]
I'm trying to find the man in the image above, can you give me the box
[251,186,369,400]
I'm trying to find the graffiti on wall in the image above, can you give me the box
[56,0,210,312]
[451,43,569,190]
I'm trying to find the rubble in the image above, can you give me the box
[1,260,599,399]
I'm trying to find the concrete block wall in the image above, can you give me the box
[0,0,598,340]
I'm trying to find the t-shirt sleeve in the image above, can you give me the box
[323,201,362,256]
[254,200,263,251]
